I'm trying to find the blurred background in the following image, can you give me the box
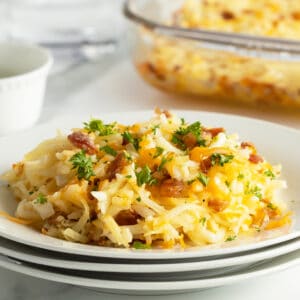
[0,0,125,74]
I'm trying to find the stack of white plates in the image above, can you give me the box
[0,111,300,295]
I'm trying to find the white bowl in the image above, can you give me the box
[0,42,53,135]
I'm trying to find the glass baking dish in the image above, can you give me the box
[124,0,300,107]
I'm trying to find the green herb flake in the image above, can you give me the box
[100,145,117,157]
[125,175,132,179]
[84,119,116,136]
[171,121,205,150]
[132,241,151,249]
[151,124,160,134]
[122,131,141,151]
[136,197,141,202]
[199,217,206,226]
[70,150,95,181]
[225,235,236,242]
[246,185,262,200]
[153,147,164,158]
[267,203,277,210]
[29,186,38,195]
[135,166,157,186]
[34,193,47,205]
[197,173,209,187]
[180,118,186,125]
[264,169,275,179]
[237,173,244,180]
[157,156,172,171]
[210,153,234,167]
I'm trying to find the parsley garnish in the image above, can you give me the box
[246,185,262,200]
[210,153,234,166]
[171,121,205,150]
[136,196,141,202]
[153,147,164,158]
[84,119,116,136]
[197,173,209,187]
[225,235,236,242]
[122,131,140,151]
[132,241,151,249]
[100,145,117,157]
[135,166,157,186]
[70,150,95,181]
[34,193,47,204]
[267,203,277,210]
[237,173,244,180]
[200,217,206,226]
[180,118,186,125]
[264,169,275,179]
[157,156,172,171]
[151,124,160,134]
[29,186,38,195]
[125,175,132,179]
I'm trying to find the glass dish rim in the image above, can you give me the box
[123,0,300,57]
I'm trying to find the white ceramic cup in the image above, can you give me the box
[0,42,53,135]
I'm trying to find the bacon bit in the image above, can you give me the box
[173,65,182,72]
[115,209,139,226]
[208,199,228,212]
[12,163,24,177]
[200,157,212,173]
[152,169,170,183]
[145,62,165,81]
[106,152,128,181]
[203,127,224,138]
[154,108,172,118]
[182,132,197,149]
[221,11,235,20]
[160,179,186,198]
[291,11,300,20]
[241,141,255,149]
[68,131,97,155]
[249,153,263,164]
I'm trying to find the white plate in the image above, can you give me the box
[0,236,300,274]
[0,111,300,260]
[0,250,300,295]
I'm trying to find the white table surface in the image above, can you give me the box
[1,53,300,299]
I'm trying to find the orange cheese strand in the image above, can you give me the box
[265,213,292,230]
[0,210,33,225]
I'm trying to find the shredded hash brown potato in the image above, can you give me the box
[135,0,300,107]
[1,110,291,249]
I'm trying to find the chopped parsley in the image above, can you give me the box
[151,124,160,134]
[34,193,47,204]
[210,153,234,166]
[225,235,236,242]
[267,203,277,210]
[157,156,172,171]
[237,173,244,180]
[84,119,116,136]
[264,169,275,179]
[132,241,151,249]
[135,166,157,186]
[246,185,262,200]
[225,180,230,188]
[70,150,95,181]
[199,217,206,226]
[29,186,38,195]
[197,173,209,187]
[180,118,186,125]
[136,196,141,202]
[100,145,117,157]
[122,131,141,151]
[171,121,205,150]
[153,146,164,158]
[125,175,132,179]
